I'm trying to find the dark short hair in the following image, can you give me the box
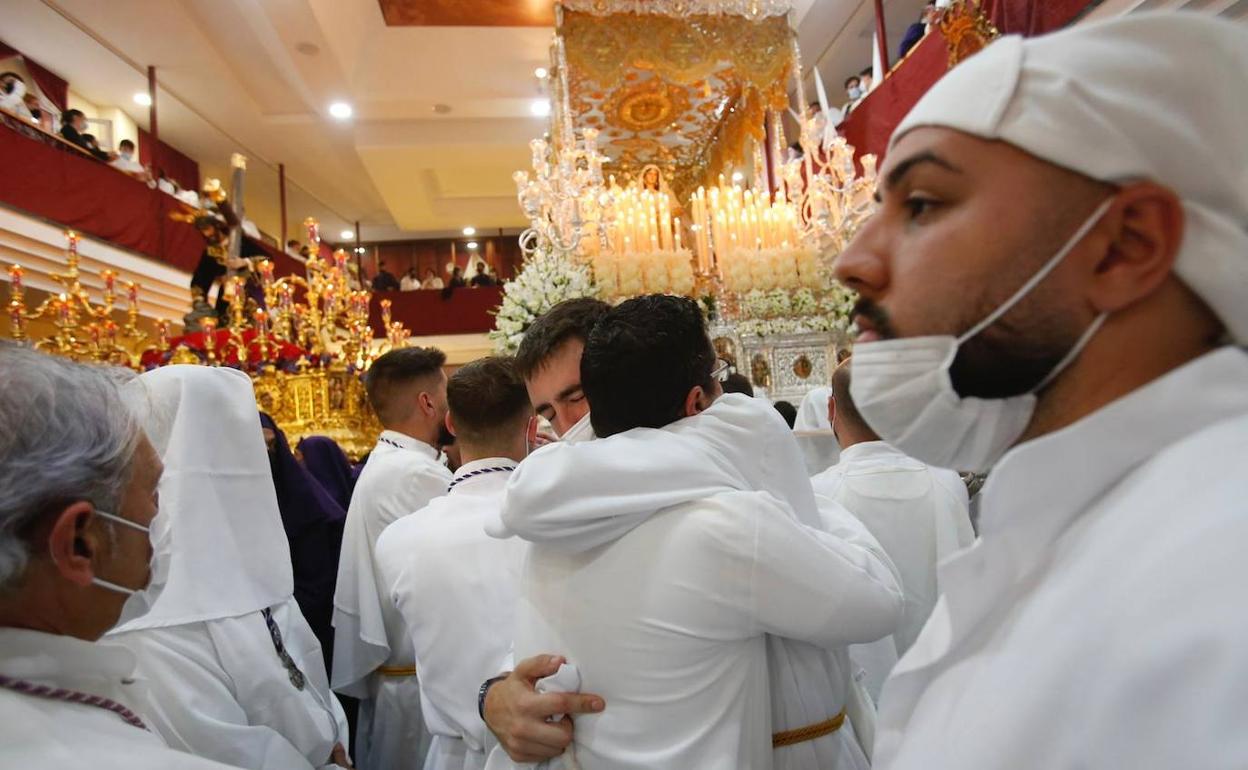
[119,139,135,151]
[722,372,753,396]
[773,400,797,428]
[63,108,84,122]
[581,294,715,437]
[831,357,875,438]
[844,76,861,89]
[364,346,447,426]
[286,239,300,248]
[859,67,873,78]
[1,72,23,82]
[515,297,610,381]
[447,356,531,444]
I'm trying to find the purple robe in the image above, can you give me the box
[296,435,359,513]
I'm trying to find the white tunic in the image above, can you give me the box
[504,487,900,770]
[812,441,974,701]
[111,600,348,770]
[794,386,833,431]
[875,347,1248,769]
[0,628,242,770]
[375,460,524,770]
[107,366,348,770]
[332,430,452,770]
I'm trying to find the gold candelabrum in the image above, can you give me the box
[6,231,158,365]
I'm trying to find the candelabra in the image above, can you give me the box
[513,128,609,259]
[6,231,150,364]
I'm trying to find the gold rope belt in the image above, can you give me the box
[376,665,417,677]
[772,709,847,748]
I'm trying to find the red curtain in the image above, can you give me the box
[369,287,503,337]
[137,127,200,193]
[0,41,68,111]
[982,0,1094,36]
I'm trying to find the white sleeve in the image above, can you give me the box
[749,493,903,649]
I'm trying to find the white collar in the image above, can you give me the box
[378,430,440,462]
[0,628,140,693]
[450,457,518,493]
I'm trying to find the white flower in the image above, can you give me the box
[489,247,599,355]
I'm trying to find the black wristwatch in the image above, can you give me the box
[478,673,510,721]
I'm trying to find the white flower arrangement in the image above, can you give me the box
[593,249,696,300]
[732,280,857,340]
[489,251,599,355]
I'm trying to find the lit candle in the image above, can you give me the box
[7,264,22,294]
[8,299,24,337]
[253,309,269,336]
[380,298,392,327]
[157,320,170,349]
[126,282,139,313]
[674,218,683,252]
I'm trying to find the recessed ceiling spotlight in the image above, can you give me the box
[329,101,353,120]
[462,226,476,236]
[295,41,320,56]
[534,66,549,79]
[432,103,452,115]
[530,99,551,117]
[466,241,479,249]
[340,229,355,240]
[133,92,152,106]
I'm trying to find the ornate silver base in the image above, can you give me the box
[709,323,848,402]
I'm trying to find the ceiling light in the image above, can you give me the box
[530,99,551,117]
[462,226,476,236]
[328,101,353,120]
[133,92,152,106]
[534,66,549,79]
[731,171,744,183]
[466,241,479,249]
[340,229,355,240]
[355,247,366,254]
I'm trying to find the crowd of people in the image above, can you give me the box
[373,260,498,293]
[0,13,1246,770]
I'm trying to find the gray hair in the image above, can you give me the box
[0,343,142,590]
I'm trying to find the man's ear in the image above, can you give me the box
[683,385,713,418]
[417,391,435,418]
[827,393,836,427]
[46,502,99,588]
[444,411,458,439]
[1086,182,1184,314]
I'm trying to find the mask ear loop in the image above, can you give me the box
[1031,312,1109,394]
[957,198,1114,346]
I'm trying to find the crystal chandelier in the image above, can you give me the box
[513,127,609,259]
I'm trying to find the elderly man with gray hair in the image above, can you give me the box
[0,344,240,769]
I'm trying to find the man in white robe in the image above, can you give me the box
[107,366,350,769]
[489,295,902,769]
[483,298,897,768]
[376,357,533,770]
[832,14,1248,767]
[0,346,240,769]
[333,347,453,770]
[792,386,842,473]
[812,358,973,702]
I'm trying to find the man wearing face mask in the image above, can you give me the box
[107,366,350,770]
[332,346,453,770]
[0,345,242,769]
[110,139,151,182]
[514,297,611,444]
[835,13,1248,768]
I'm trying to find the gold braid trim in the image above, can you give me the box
[376,665,418,677]
[772,709,847,748]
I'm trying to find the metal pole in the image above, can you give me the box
[278,163,288,247]
[873,0,891,73]
[147,66,157,140]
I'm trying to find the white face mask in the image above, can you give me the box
[847,86,862,100]
[92,508,171,628]
[849,198,1113,472]
[559,411,597,444]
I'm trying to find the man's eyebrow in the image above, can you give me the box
[873,150,964,201]
[556,383,583,401]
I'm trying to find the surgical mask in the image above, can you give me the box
[559,411,596,444]
[120,150,133,160]
[849,198,1113,472]
[92,509,171,627]
[4,80,23,98]
[847,86,862,100]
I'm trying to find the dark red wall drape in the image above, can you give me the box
[982,0,1095,36]
[368,287,503,337]
[0,41,69,112]
[138,127,200,192]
